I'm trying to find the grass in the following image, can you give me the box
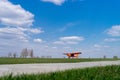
[0,65,120,80]
[0,58,119,64]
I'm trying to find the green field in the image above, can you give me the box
[0,58,119,64]
[0,65,120,80]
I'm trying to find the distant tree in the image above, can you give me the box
[28,49,34,58]
[24,48,28,58]
[20,48,28,58]
[41,56,45,58]
[47,56,52,58]
[113,56,118,59]
[103,55,106,59]
[13,52,17,58]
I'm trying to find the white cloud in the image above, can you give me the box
[53,41,65,44]
[54,36,84,44]
[0,0,34,27]
[33,38,43,43]
[41,0,66,5]
[0,0,44,43]
[94,44,110,49]
[107,25,120,36]
[0,27,28,42]
[94,44,101,48]
[60,36,84,41]
[18,27,44,34]
[0,27,43,43]
[28,28,44,34]
[104,38,120,42]
[59,22,77,32]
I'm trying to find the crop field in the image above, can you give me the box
[0,65,120,80]
[0,58,119,64]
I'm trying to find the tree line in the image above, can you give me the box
[8,48,34,58]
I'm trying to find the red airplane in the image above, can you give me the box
[64,52,82,58]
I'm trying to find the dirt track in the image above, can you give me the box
[0,60,120,76]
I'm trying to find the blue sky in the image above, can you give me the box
[0,0,120,58]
